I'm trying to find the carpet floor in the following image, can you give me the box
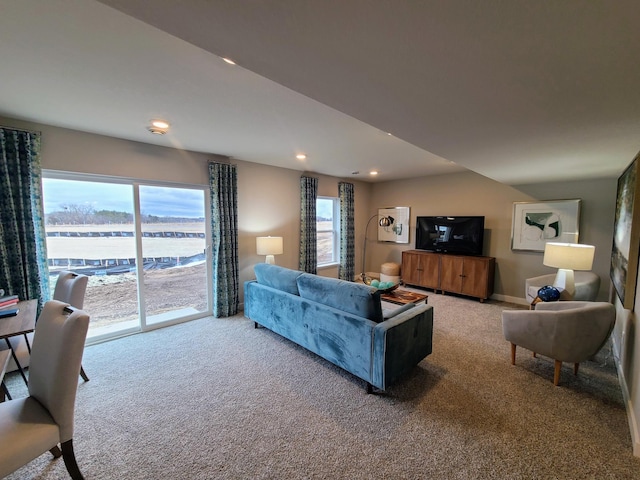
[4,292,640,479]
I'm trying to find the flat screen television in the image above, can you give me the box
[415,216,485,256]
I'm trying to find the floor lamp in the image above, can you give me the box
[543,242,595,298]
[360,214,392,282]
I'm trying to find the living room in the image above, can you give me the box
[1,1,640,478]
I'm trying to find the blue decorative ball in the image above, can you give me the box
[537,285,560,302]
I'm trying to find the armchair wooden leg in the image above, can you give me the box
[49,445,62,458]
[61,439,84,480]
[510,343,517,365]
[532,352,537,358]
[554,360,562,386]
[574,363,580,376]
[80,365,89,382]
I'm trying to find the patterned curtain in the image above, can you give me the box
[299,175,318,273]
[209,162,239,317]
[338,182,355,281]
[0,128,50,305]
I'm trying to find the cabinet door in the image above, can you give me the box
[440,255,463,293]
[419,253,440,289]
[460,257,490,298]
[402,253,422,286]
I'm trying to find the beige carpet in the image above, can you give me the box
[4,292,640,479]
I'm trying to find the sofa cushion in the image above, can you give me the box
[254,263,303,296]
[297,273,383,323]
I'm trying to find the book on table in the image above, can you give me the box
[0,295,19,309]
[0,308,19,318]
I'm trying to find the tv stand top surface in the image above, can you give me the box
[405,249,493,259]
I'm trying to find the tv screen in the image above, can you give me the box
[415,216,485,256]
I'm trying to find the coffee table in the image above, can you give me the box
[380,289,428,305]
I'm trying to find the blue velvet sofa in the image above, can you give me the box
[244,264,434,392]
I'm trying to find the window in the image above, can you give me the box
[41,173,211,342]
[317,197,340,266]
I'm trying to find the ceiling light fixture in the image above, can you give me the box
[147,120,170,135]
[222,57,236,65]
[296,154,307,160]
[370,171,379,176]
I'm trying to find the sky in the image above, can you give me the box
[42,178,205,218]
[316,197,334,219]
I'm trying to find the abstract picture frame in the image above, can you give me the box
[611,152,640,309]
[378,206,410,243]
[511,199,581,252]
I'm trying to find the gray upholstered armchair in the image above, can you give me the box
[502,301,616,385]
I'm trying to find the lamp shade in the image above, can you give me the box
[543,242,595,271]
[256,236,283,256]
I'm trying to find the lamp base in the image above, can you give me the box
[265,255,275,265]
[553,268,575,298]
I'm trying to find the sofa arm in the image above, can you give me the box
[371,303,434,390]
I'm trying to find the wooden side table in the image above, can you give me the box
[0,299,38,386]
[0,349,11,401]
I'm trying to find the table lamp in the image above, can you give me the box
[543,242,595,298]
[256,236,283,264]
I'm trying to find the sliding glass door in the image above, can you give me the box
[42,174,211,341]
[138,185,208,325]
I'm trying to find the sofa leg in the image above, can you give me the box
[366,383,373,394]
[554,360,562,386]
[510,343,516,365]
[574,362,580,376]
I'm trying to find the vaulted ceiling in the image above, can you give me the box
[2,0,639,184]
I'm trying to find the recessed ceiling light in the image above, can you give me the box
[222,57,236,65]
[370,171,379,176]
[147,119,170,135]
[296,154,307,160]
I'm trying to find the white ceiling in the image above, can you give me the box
[1,0,639,185]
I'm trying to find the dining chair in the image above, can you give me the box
[53,271,90,382]
[0,300,90,479]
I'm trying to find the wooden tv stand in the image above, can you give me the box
[401,250,495,302]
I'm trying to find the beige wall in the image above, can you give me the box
[2,116,637,454]
[367,171,617,302]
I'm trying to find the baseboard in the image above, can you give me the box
[611,336,640,457]
[490,293,529,306]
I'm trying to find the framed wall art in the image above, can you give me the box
[611,152,640,309]
[378,207,410,243]
[511,199,581,252]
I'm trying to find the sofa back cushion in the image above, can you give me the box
[297,273,383,323]
[254,263,303,296]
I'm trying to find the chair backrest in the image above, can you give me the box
[53,271,89,309]
[28,300,90,443]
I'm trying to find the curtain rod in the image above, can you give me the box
[0,124,42,135]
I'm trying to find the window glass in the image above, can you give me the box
[317,197,339,265]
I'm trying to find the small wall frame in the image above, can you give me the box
[378,207,410,243]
